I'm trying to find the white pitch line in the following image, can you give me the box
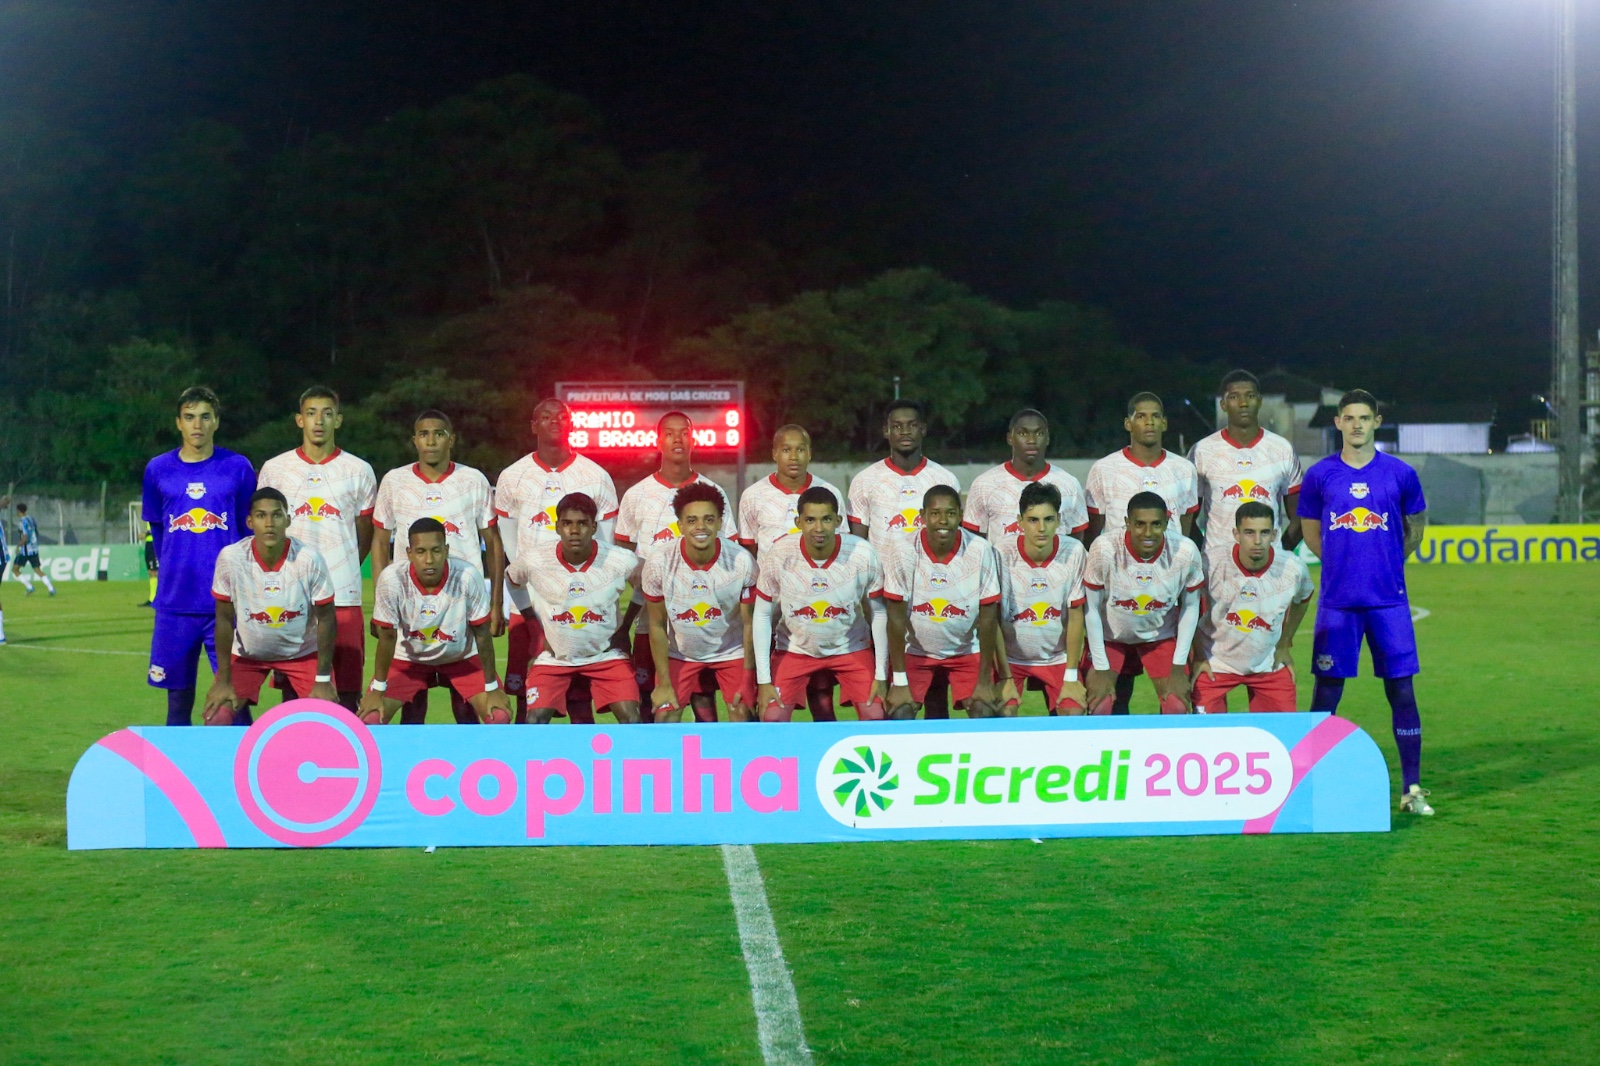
[722,844,813,1066]
[1,643,144,656]
[1411,606,1431,622]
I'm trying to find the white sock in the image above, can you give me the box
[18,573,33,591]
[0,608,6,640]
[40,574,55,593]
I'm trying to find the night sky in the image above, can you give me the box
[6,0,1598,403]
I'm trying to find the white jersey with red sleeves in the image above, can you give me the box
[1198,546,1315,675]
[882,529,1001,659]
[212,538,335,661]
[756,533,883,657]
[846,457,962,548]
[257,448,376,607]
[964,462,1090,542]
[1083,448,1200,538]
[373,558,490,666]
[615,471,737,552]
[997,534,1088,667]
[494,451,618,563]
[737,473,846,548]
[1083,532,1205,645]
[641,537,756,663]
[373,462,495,571]
[1187,428,1304,563]
[507,540,639,667]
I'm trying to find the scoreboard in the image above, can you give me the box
[554,381,745,453]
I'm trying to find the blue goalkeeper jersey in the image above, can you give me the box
[142,447,256,614]
[1297,451,1426,609]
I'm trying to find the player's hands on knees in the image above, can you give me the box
[1158,672,1193,712]
[480,690,513,724]
[727,698,754,723]
[357,688,388,724]
[201,682,237,724]
[1059,678,1087,711]
[1084,669,1114,708]
[309,680,340,705]
[1272,646,1295,674]
[755,682,782,720]
[887,682,913,710]
[1192,659,1215,690]
[649,681,678,721]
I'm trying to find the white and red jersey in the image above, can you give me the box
[372,558,490,666]
[373,462,495,572]
[641,537,756,663]
[1083,532,1204,645]
[882,529,1001,659]
[212,538,335,662]
[1198,546,1315,675]
[737,472,846,549]
[963,462,1090,542]
[1187,428,1304,563]
[507,540,639,668]
[495,452,619,563]
[615,471,737,553]
[756,533,883,657]
[1083,448,1200,539]
[996,534,1088,667]
[257,447,376,608]
[846,457,962,548]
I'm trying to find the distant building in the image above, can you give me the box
[1309,402,1495,455]
[1213,368,1340,455]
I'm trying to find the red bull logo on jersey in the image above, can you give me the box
[672,603,726,627]
[1349,482,1370,500]
[1327,508,1388,533]
[550,606,607,629]
[168,508,228,534]
[407,624,457,645]
[185,481,207,500]
[651,522,681,544]
[528,505,558,530]
[1013,602,1064,626]
[1224,609,1275,633]
[1220,480,1272,503]
[1003,520,1022,535]
[885,508,923,533]
[428,515,464,536]
[791,602,851,623]
[246,606,304,628]
[1111,594,1169,616]
[910,599,971,622]
[292,497,343,522]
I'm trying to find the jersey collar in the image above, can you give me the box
[767,472,812,494]
[1004,460,1050,482]
[1017,533,1059,568]
[681,537,722,570]
[410,561,450,594]
[885,456,927,477]
[557,540,598,572]
[532,452,576,473]
[1124,530,1163,563]
[1120,447,1167,469]
[1221,427,1264,449]
[251,538,290,573]
[803,535,842,568]
[652,470,700,490]
[1233,544,1274,576]
[412,462,456,484]
[919,527,960,565]
[295,447,343,465]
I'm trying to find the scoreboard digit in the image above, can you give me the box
[554,381,745,453]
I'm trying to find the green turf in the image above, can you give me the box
[1,570,1596,1064]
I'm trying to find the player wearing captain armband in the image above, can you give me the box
[1191,501,1313,713]
[1082,491,1205,715]
[505,493,643,724]
[963,409,1090,547]
[204,489,340,725]
[991,482,1090,715]
[1187,370,1303,569]
[881,485,1005,719]
[361,518,511,725]
[642,483,758,722]
[754,486,889,722]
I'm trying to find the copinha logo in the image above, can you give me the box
[829,746,899,818]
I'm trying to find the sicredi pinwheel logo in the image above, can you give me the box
[234,700,382,846]
[829,745,899,818]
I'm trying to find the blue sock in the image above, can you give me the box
[166,688,195,726]
[1385,676,1422,791]
[1310,678,1345,713]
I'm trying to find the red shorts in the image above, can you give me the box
[668,657,755,711]
[231,653,319,704]
[333,606,365,691]
[1009,662,1083,711]
[905,653,981,703]
[1192,667,1297,713]
[527,657,640,712]
[768,650,882,722]
[504,612,544,696]
[385,657,487,705]
[1084,638,1179,680]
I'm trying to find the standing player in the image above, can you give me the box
[993,482,1089,714]
[257,387,376,714]
[371,409,502,724]
[362,518,511,725]
[0,508,8,643]
[507,493,643,724]
[1298,390,1433,815]
[643,483,757,722]
[142,386,257,725]
[1082,492,1205,714]
[10,504,57,595]
[1084,392,1199,543]
[964,409,1090,547]
[1192,501,1314,713]
[882,485,1004,718]
[737,423,844,721]
[1188,370,1303,566]
[202,489,339,724]
[754,486,889,721]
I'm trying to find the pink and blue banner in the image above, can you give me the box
[67,702,1389,849]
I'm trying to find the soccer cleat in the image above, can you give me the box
[1400,784,1434,816]
[48,588,56,596]
[22,585,33,596]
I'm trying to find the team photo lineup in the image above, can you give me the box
[123,368,1433,816]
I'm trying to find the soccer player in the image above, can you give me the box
[203,489,339,723]
[10,503,56,595]
[141,529,157,607]
[1083,392,1199,543]
[1082,491,1205,715]
[506,493,642,724]
[963,409,1090,547]
[371,409,502,724]
[882,485,1004,718]
[1297,389,1433,815]
[737,423,844,721]
[257,386,376,714]
[142,386,257,725]
[643,483,758,722]
[993,482,1089,714]
[1188,370,1303,566]
[361,518,512,725]
[754,486,889,722]
[1192,501,1313,713]
[495,398,619,723]
[0,513,8,644]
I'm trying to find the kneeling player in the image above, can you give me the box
[360,519,511,724]
[1192,501,1313,713]
[883,484,1004,718]
[1082,492,1204,714]
[754,486,889,721]
[507,493,643,724]
[204,489,340,723]
[993,482,1089,714]
[643,483,757,722]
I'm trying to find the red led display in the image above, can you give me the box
[555,381,746,453]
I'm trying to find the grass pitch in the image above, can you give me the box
[0,567,1596,1064]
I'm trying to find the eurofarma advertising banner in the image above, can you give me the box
[1414,525,1600,564]
[67,702,1390,849]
